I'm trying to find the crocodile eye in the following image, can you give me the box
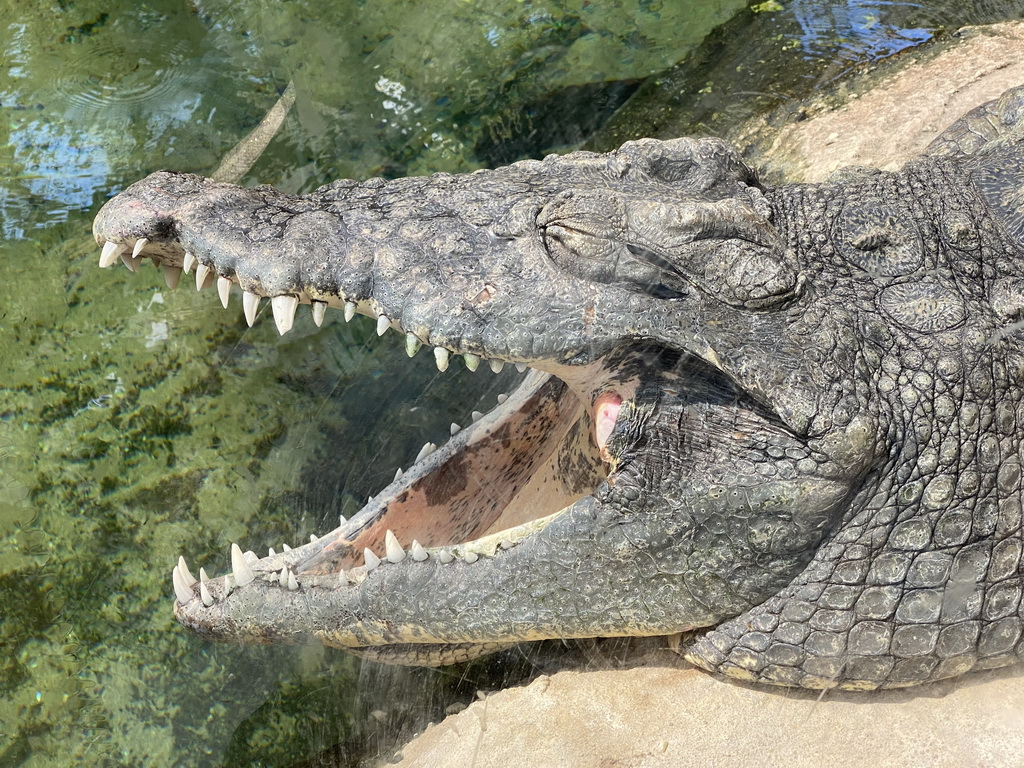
[539,195,688,298]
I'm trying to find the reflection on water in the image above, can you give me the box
[789,0,933,58]
[1,0,1023,765]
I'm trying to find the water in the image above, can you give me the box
[1,1,1023,765]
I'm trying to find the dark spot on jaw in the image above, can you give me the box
[422,454,471,506]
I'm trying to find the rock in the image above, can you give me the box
[740,22,1024,182]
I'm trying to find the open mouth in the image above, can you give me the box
[97,236,631,641]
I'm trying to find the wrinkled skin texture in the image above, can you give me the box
[93,86,1024,690]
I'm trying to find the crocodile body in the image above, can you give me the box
[92,86,1024,690]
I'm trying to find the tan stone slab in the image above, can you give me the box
[746,22,1024,182]
[395,663,1024,768]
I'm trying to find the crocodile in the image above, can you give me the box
[92,85,1024,691]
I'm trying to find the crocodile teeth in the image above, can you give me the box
[195,263,211,291]
[516,363,528,373]
[243,291,261,327]
[282,543,291,552]
[310,533,318,543]
[121,253,142,272]
[131,238,149,258]
[287,570,298,591]
[438,549,454,564]
[364,547,381,571]
[463,353,481,372]
[450,422,461,436]
[230,542,255,587]
[411,540,428,562]
[464,551,479,563]
[406,333,422,357]
[394,467,403,481]
[312,300,326,327]
[268,547,276,556]
[271,295,298,335]
[199,568,214,606]
[414,442,436,463]
[376,314,391,336]
[497,393,509,404]
[344,301,356,322]
[385,530,406,563]
[489,359,505,374]
[177,556,197,587]
[217,276,232,308]
[278,568,288,587]
[163,266,182,289]
[99,241,126,268]
[434,347,450,372]
[472,411,483,422]
[172,565,192,603]
[182,251,197,274]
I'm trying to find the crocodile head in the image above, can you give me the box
[93,121,1024,687]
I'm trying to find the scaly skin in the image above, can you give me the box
[92,87,1024,689]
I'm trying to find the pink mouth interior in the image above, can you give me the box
[594,392,622,452]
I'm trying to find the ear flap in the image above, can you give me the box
[619,194,798,309]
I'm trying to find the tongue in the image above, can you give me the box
[594,393,622,452]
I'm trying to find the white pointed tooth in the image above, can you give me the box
[242,291,261,326]
[287,570,299,591]
[339,513,347,525]
[199,568,214,606]
[163,265,182,289]
[450,422,461,436]
[177,556,197,587]
[489,359,505,374]
[244,550,258,564]
[363,547,381,570]
[121,253,142,272]
[268,547,276,556]
[172,566,192,603]
[217,276,232,308]
[310,533,318,543]
[312,300,326,327]
[405,333,422,357]
[230,543,255,587]
[516,363,528,373]
[464,551,479,563]
[472,410,483,422]
[463,353,480,372]
[271,295,298,335]
[385,530,406,563]
[411,540,428,561]
[131,237,149,258]
[279,568,288,587]
[497,393,509,404]
[223,573,235,595]
[438,549,454,564]
[394,467,403,481]
[282,543,292,552]
[344,301,356,322]
[500,538,514,550]
[367,495,375,504]
[182,251,197,274]
[376,314,391,336]
[434,347,450,372]
[195,263,211,290]
[414,442,436,463]
[99,241,126,268]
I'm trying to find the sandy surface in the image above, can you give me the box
[742,22,1024,182]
